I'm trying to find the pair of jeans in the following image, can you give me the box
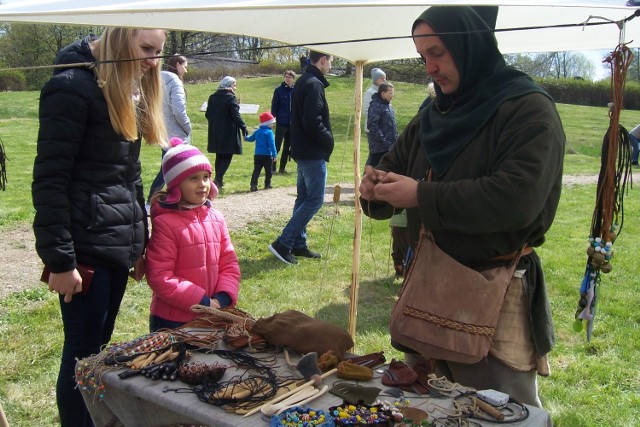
[274,124,291,172]
[251,155,273,188]
[57,264,129,427]
[630,133,640,163]
[276,158,326,250]
[149,314,185,332]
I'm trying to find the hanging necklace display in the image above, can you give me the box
[573,26,633,341]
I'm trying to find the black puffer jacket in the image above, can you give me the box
[32,37,148,273]
[289,64,334,161]
[205,89,247,155]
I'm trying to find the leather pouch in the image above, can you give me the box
[345,351,386,368]
[251,310,353,358]
[390,228,522,364]
[337,361,373,381]
[381,359,417,387]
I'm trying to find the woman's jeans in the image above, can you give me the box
[274,124,291,172]
[57,265,128,427]
[276,158,326,250]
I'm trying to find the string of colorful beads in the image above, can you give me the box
[273,407,331,426]
[75,358,107,399]
[587,232,615,274]
[107,332,174,356]
[331,403,390,425]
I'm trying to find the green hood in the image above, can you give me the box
[413,6,550,177]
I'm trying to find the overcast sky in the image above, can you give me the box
[582,49,610,81]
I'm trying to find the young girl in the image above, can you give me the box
[145,138,240,332]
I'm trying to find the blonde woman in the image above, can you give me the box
[32,27,167,426]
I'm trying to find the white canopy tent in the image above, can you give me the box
[2,0,639,341]
[1,1,639,62]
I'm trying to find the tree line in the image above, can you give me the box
[0,22,633,91]
[0,23,308,90]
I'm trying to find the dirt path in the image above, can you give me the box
[0,175,597,300]
[0,184,355,300]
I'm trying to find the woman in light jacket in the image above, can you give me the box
[147,54,192,200]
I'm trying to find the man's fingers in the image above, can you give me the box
[379,171,399,183]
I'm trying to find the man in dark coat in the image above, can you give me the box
[360,6,565,408]
[271,70,296,173]
[205,76,248,189]
[269,51,334,265]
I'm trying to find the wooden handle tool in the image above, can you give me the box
[472,396,505,421]
[243,367,337,418]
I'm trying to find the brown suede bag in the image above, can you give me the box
[251,310,354,359]
[390,229,521,364]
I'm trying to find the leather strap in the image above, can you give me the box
[491,246,533,262]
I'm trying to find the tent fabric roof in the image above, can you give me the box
[1,1,639,63]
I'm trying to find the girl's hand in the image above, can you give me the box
[49,270,83,303]
[210,298,221,309]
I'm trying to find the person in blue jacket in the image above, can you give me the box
[245,111,278,191]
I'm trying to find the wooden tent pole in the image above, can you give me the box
[348,61,364,343]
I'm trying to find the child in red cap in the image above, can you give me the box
[145,137,240,331]
[245,111,277,191]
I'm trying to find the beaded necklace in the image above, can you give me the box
[76,332,177,400]
[105,332,175,363]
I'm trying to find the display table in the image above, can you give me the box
[78,349,553,427]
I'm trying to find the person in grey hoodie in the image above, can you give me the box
[147,54,192,201]
[362,67,387,132]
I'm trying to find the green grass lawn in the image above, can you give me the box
[1,76,640,426]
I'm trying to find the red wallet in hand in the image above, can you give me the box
[40,264,95,295]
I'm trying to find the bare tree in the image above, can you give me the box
[505,51,596,80]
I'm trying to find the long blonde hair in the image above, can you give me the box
[91,27,167,145]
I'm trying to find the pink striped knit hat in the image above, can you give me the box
[162,137,217,204]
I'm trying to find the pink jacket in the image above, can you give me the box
[145,202,240,323]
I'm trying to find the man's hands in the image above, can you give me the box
[360,165,419,208]
[48,269,83,303]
